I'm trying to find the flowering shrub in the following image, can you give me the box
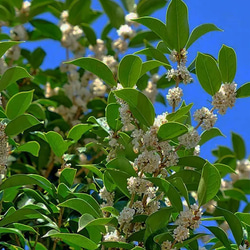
[0,0,249,249]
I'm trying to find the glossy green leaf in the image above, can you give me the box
[78,164,103,179]
[120,0,135,12]
[6,90,33,120]
[214,163,235,178]
[174,233,206,249]
[12,223,38,234]
[232,132,245,160]
[186,24,222,49]
[129,31,160,48]
[233,179,250,194]
[26,102,45,120]
[167,103,193,121]
[197,162,221,206]
[59,168,76,187]
[157,122,188,140]
[106,103,123,132]
[44,230,98,250]
[68,0,91,25]
[218,45,237,83]
[166,0,189,51]
[0,228,25,247]
[67,124,92,141]
[199,128,225,145]
[45,131,72,157]
[0,41,22,58]
[140,60,169,78]
[235,212,250,227]
[99,0,125,28]
[5,114,41,136]
[137,0,167,16]
[59,198,101,218]
[16,141,40,157]
[236,82,250,98]
[118,55,142,88]
[0,242,23,250]
[115,88,155,127]
[107,157,137,176]
[196,52,222,95]
[0,66,33,92]
[177,156,206,170]
[223,188,248,202]
[30,19,62,40]
[81,23,97,45]
[66,57,116,87]
[134,17,168,42]
[216,207,243,246]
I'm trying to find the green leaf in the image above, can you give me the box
[120,0,135,12]
[166,0,189,51]
[197,162,221,206]
[167,103,193,121]
[196,52,222,95]
[236,82,250,98]
[223,188,248,202]
[148,177,183,212]
[0,242,23,250]
[81,23,97,45]
[137,0,167,16]
[6,90,34,120]
[157,41,171,54]
[12,223,38,234]
[214,163,235,178]
[78,164,103,179]
[129,31,160,48]
[66,57,116,87]
[0,228,25,247]
[118,55,142,88]
[68,0,91,25]
[186,24,222,49]
[0,41,22,58]
[99,0,125,28]
[177,156,206,170]
[235,212,250,227]
[5,114,41,136]
[144,207,172,241]
[231,132,245,160]
[107,157,137,176]
[45,131,72,157]
[140,60,169,78]
[233,179,250,194]
[106,169,131,197]
[30,19,62,40]
[218,45,237,83]
[115,88,155,127]
[106,103,123,132]
[16,141,40,157]
[44,230,98,250]
[135,48,170,67]
[134,17,168,43]
[59,198,101,218]
[0,66,33,92]
[216,207,243,246]
[26,102,45,120]
[157,122,188,140]
[199,128,225,145]
[67,124,92,141]
[59,168,76,187]
[30,47,46,69]
[102,242,134,249]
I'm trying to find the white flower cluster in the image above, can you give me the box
[0,123,8,182]
[230,159,250,182]
[103,230,125,242]
[143,74,160,103]
[173,204,202,242]
[127,176,151,195]
[89,39,107,58]
[239,243,249,250]
[6,45,21,61]
[212,82,237,115]
[10,25,28,41]
[59,11,84,52]
[154,112,168,127]
[178,129,200,149]
[193,107,217,130]
[112,38,128,54]
[169,48,188,65]
[166,65,193,84]
[166,87,183,107]
[161,240,176,250]
[125,12,139,26]
[118,207,135,224]
[0,57,8,75]
[99,186,115,207]
[117,24,136,40]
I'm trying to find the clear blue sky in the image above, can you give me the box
[19,0,250,162]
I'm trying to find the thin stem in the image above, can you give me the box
[52,207,64,250]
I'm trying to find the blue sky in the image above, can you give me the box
[18,0,250,162]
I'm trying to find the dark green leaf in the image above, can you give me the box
[177,156,206,170]
[26,102,46,120]
[231,132,245,160]
[59,168,76,187]
[0,41,22,58]
[81,23,97,45]
[129,31,160,48]
[30,47,46,69]
[236,82,250,98]
[107,157,137,176]
[106,103,123,132]
[199,128,225,145]
[15,141,40,157]
[140,60,169,78]
[67,124,92,141]
[137,0,167,16]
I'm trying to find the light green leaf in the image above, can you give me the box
[106,103,123,132]
[99,0,125,28]
[66,57,116,87]
[134,17,168,42]
[16,141,40,157]
[235,212,250,227]
[167,103,193,121]
[177,156,206,170]
[67,124,92,141]
[236,82,250,98]
[137,0,167,16]
[166,0,189,51]
[157,122,188,140]
[78,164,103,179]
[199,128,225,145]
[216,207,243,246]
[196,52,222,95]
[186,24,222,49]
[0,41,22,58]
[5,114,41,136]
[0,66,33,92]
[107,157,137,176]
[120,0,135,12]
[214,163,235,178]
[115,88,155,127]
[218,45,237,83]
[43,230,98,250]
[118,55,142,88]
[59,168,76,187]
[140,60,169,78]
[231,132,245,160]
[129,31,160,48]
[6,90,34,120]
[26,102,45,120]
[233,179,250,194]
[197,162,221,206]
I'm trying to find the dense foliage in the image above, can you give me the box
[0,0,249,249]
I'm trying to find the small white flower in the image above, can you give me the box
[104,230,125,242]
[99,186,115,206]
[166,87,183,107]
[117,24,136,39]
[125,12,139,26]
[161,240,176,250]
[178,129,200,149]
[127,177,151,195]
[193,107,217,130]
[118,207,135,224]
[173,225,190,242]
[112,38,128,53]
